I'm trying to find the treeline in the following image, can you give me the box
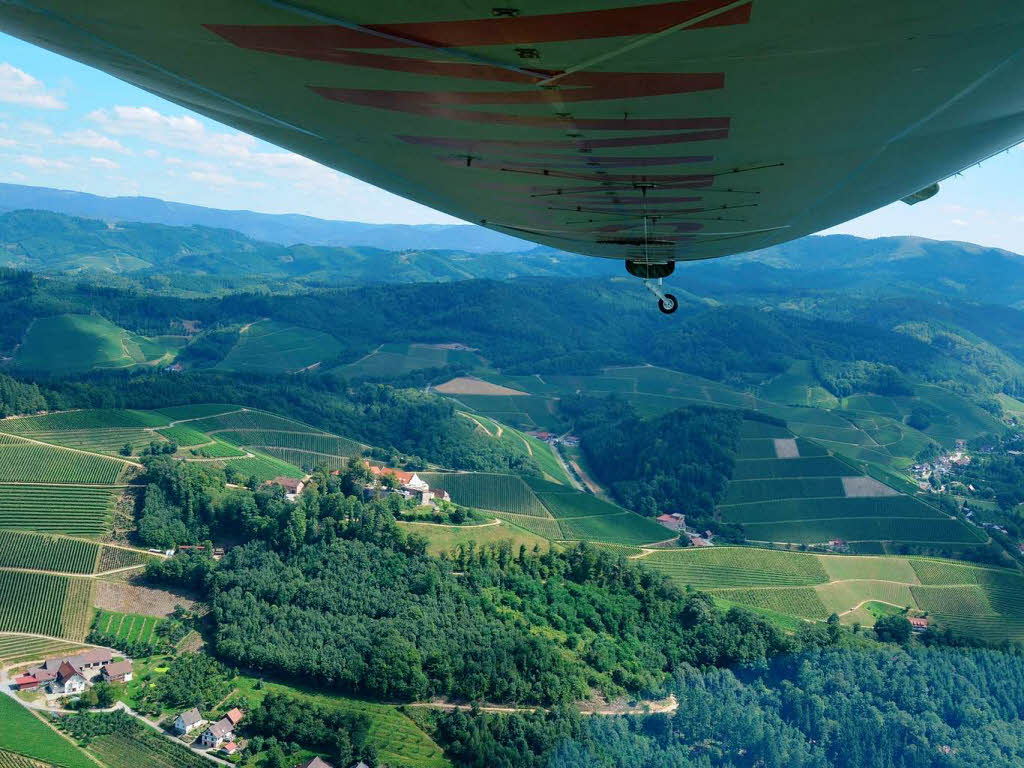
[430,646,1024,768]
[563,398,744,528]
[0,372,48,416]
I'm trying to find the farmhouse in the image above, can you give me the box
[364,462,447,505]
[272,476,305,497]
[24,649,115,694]
[909,616,930,632]
[52,661,87,695]
[174,707,204,735]
[200,709,243,748]
[101,660,133,683]
[656,513,686,531]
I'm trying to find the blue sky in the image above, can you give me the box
[1,32,1023,250]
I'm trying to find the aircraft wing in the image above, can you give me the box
[2,1,1024,263]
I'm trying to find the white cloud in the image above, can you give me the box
[89,156,119,169]
[0,63,66,109]
[88,106,255,158]
[951,218,969,227]
[63,129,130,154]
[16,154,71,171]
[19,121,53,137]
[0,137,16,148]
[143,148,160,158]
[188,170,265,189]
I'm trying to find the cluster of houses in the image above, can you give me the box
[174,706,244,754]
[654,513,714,546]
[911,443,971,490]
[362,462,450,506]
[14,649,132,695]
[527,430,579,447]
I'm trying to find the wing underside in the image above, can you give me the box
[2,1,1024,261]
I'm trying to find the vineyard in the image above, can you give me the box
[721,496,941,523]
[155,403,240,421]
[742,516,983,544]
[731,456,853,480]
[722,477,846,504]
[815,580,916,614]
[215,429,364,456]
[556,512,670,546]
[0,571,93,640]
[155,424,209,446]
[0,530,98,574]
[418,472,548,516]
[489,511,564,540]
[88,729,210,768]
[0,634,85,665]
[94,610,163,643]
[0,442,126,484]
[0,748,49,768]
[188,439,246,458]
[97,545,156,572]
[223,453,305,482]
[8,428,159,455]
[0,697,96,768]
[536,491,626,519]
[0,409,168,433]
[736,439,779,459]
[641,547,829,589]
[261,447,348,472]
[911,585,994,615]
[187,408,324,434]
[0,484,117,536]
[713,586,831,620]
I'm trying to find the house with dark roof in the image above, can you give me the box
[52,660,87,695]
[296,758,334,768]
[174,707,204,735]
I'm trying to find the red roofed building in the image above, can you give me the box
[272,476,305,496]
[909,616,930,631]
[14,674,40,690]
[224,707,244,725]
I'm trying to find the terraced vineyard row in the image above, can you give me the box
[715,587,831,620]
[911,585,994,615]
[261,447,348,471]
[0,409,167,433]
[742,516,984,544]
[89,730,209,768]
[642,547,829,589]
[0,571,93,639]
[815,580,916,614]
[0,634,86,664]
[721,496,941,523]
[419,472,548,516]
[19,428,159,455]
[155,424,210,446]
[722,477,847,504]
[189,439,246,457]
[0,530,98,574]
[556,513,670,546]
[731,456,853,480]
[0,484,117,536]
[0,697,96,768]
[217,429,363,456]
[97,545,155,572]
[188,408,325,434]
[536,491,625,519]
[489,511,563,540]
[0,747,49,768]
[0,443,126,484]
[155,403,241,421]
[223,453,305,482]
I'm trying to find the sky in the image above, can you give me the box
[1,32,1023,249]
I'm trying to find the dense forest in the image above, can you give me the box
[562,398,747,530]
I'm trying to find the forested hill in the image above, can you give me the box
[0,209,612,282]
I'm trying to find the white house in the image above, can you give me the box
[51,661,87,695]
[200,717,236,748]
[174,707,204,735]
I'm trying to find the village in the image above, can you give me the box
[910,440,971,491]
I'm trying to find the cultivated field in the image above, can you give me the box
[88,730,209,768]
[154,403,241,421]
[216,429,363,456]
[335,342,480,381]
[640,546,1024,642]
[397,519,553,557]
[0,697,96,768]
[186,408,325,434]
[419,472,548,516]
[0,634,86,665]
[0,440,127,484]
[0,571,93,640]
[223,452,305,481]
[0,530,98,574]
[216,319,343,374]
[156,424,210,446]
[556,513,671,546]
[435,377,527,396]
[94,609,163,644]
[0,484,117,537]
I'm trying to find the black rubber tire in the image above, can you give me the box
[658,294,678,315]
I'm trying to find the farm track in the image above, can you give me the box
[0,564,146,579]
[407,694,678,717]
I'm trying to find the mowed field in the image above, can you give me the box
[639,545,1024,643]
[718,420,981,549]
[216,318,343,373]
[13,314,183,374]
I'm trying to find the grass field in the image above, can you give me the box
[397,519,553,556]
[216,319,343,374]
[0,530,98,574]
[0,484,115,538]
[13,314,184,374]
[94,610,163,643]
[0,571,94,640]
[0,696,97,768]
[418,472,548,516]
[0,440,126,484]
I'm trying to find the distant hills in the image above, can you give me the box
[0,182,532,252]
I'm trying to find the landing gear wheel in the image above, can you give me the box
[658,293,678,315]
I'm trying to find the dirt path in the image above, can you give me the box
[407,694,677,717]
[458,412,493,437]
[549,442,583,491]
[398,519,502,529]
[168,408,245,427]
[0,430,143,469]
